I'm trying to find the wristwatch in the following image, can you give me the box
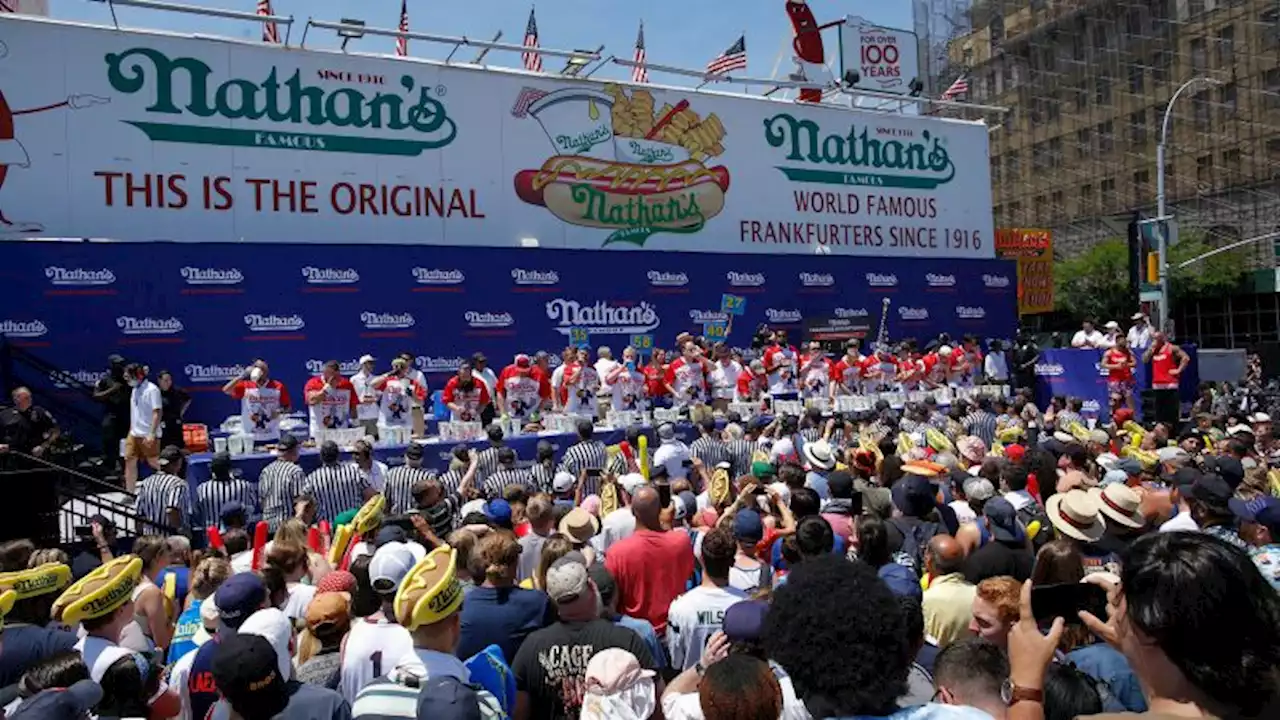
[694,661,707,676]
[1001,679,1043,706]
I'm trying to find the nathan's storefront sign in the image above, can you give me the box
[995,228,1054,315]
[0,14,992,257]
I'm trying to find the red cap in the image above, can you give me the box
[1113,408,1135,426]
[1004,444,1026,463]
[515,354,531,368]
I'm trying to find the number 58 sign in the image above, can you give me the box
[839,16,921,96]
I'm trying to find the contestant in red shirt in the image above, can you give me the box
[303,360,358,436]
[222,359,292,409]
[442,362,492,422]
[665,341,711,409]
[496,353,552,423]
[605,484,695,635]
[830,340,864,399]
[736,359,767,403]
[1102,336,1139,410]
[761,330,800,397]
[643,347,671,407]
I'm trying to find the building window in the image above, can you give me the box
[990,14,1004,52]
[1152,50,1171,83]
[1095,75,1112,105]
[1002,62,1014,92]
[1130,110,1147,145]
[1223,148,1242,178]
[1193,90,1211,129]
[1100,121,1115,152]
[1265,68,1280,110]
[1032,142,1048,170]
[1071,29,1086,61]
[1217,25,1235,67]
[1267,137,1280,163]
[986,70,997,98]
[1047,92,1061,122]
[1133,170,1150,206]
[991,156,1000,184]
[1126,6,1145,36]
[1051,190,1064,217]
[1264,8,1280,50]
[1029,96,1043,124]
[1220,83,1237,117]
[1006,150,1020,178]
[1100,178,1116,208]
[1188,0,1206,17]
[1008,201,1022,224]
[1196,155,1214,187]
[1190,38,1207,72]
[1129,64,1145,94]
[1077,127,1092,158]
[1080,184,1094,212]
[1091,23,1110,50]
[1048,137,1062,167]
[1074,83,1087,111]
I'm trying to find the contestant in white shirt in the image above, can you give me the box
[1127,313,1153,351]
[1070,319,1107,349]
[707,344,744,412]
[350,354,381,437]
[984,340,1010,383]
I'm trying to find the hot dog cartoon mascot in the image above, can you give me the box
[786,0,840,103]
[0,40,108,232]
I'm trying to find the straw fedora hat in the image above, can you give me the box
[558,507,600,545]
[1089,485,1145,529]
[802,440,837,471]
[1046,489,1106,543]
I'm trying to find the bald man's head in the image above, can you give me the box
[926,534,965,576]
[632,486,662,530]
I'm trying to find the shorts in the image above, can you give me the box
[1107,379,1135,398]
[124,434,159,460]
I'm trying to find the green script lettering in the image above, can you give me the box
[762,113,955,185]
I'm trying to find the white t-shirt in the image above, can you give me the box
[668,358,707,408]
[666,586,748,670]
[360,461,389,493]
[1071,329,1107,348]
[653,440,692,481]
[404,369,428,408]
[1160,510,1199,533]
[707,360,743,400]
[378,377,418,428]
[563,365,601,416]
[610,368,647,412]
[595,358,620,392]
[281,582,317,622]
[340,617,415,703]
[550,365,567,402]
[351,370,381,421]
[661,662,812,720]
[129,380,162,437]
[800,358,831,398]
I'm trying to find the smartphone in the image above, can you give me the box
[585,467,603,479]
[73,525,93,539]
[681,458,694,469]
[656,482,672,508]
[849,491,864,516]
[1030,583,1107,625]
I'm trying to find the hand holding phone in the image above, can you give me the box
[1030,583,1107,626]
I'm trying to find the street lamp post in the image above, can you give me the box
[1157,76,1221,334]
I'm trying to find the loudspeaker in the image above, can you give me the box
[1141,389,1180,426]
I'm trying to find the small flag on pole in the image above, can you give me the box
[631,21,649,84]
[522,7,543,72]
[706,35,747,76]
[396,0,409,57]
[940,75,970,100]
[257,0,280,44]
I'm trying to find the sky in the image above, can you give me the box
[47,0,915,88]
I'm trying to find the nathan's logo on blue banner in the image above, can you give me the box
[1034,363,1066,377]
[244,314,305,332]
[866,272,898,288]
[45,267,115,286]
[956,306,986,320]
[546,300,660,336]
[1081,399,1102,414]
[898,306,929,321]
[465,311,514,329]
[412,268,465,285]
[302,267,360,285]
[690,309,730,324]
[835,307,870,319]
[184,363,247,384]
[307,359,362,375]
[361,312,416,330]
[511,269,560,287]
[982,274,1011,289]
[0,320,48,339]
[726,271,766,288]
[647,271,689,288]
[117,316,183,335]
[799,272,834,287]
[181,267,244,285]
[763,114,956,190]
[765,308,802,324]
[417,356,467,373]
[50,369,108,390]
[925,273,957,289]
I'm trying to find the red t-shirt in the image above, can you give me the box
[441,376,491,421]
[643,364,668,399]
[302,376,358,411]
[605,529,695,635]
[228,378,292,410]
[497,365,552,400]
[1103,348,1134,382]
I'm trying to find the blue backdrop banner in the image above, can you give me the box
[1034,348,1200,425]
[2,242,1016,427]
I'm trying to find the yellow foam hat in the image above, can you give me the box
[0,589,16,631]
[0,563,73,600]
[394,545,463,632]
[352,494,387,535]
[51,555,142,626]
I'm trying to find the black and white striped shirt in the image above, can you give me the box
[690,435,731,470]
[726,438,757,478]
[302,463,370,522]
[964,410,998,448]
[483,467,533,500]
[195,478,259,529]
[800,427,823,444]
[135,472,188,534]
[928,412,950,431]
[384,464,435,515]
[436,469,464,497]
[558,440,609,497]
[474,445,505,481]
[529,463,555,495]
[1054,410,1082,432]
[257,459,305,532]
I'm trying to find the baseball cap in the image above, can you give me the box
[219,501,246,522]
[483,499,513,527]
[892,475,938,518]
[1249,412,1272,424]
[750,460,775,480]
[1004,444,1026,463]
[315,570,356,595]
[214,573,267,628]
[1204,455,1245,490]
[305,591,351,634]
[515,353,532,369]
[553,472,576,494]
[212,633,288,718]
[585,648,657,696]
[1156,447,1189,464]
[962,477,996,503]
[722,600,769,643]
[370,541,427,594]
[276,434,299,451]
[239,608,293,682]
[545,554,590,604]
[359,354,376,364]
[374,525,408,547]
[8,680,103,720]
[657,423,676,441]
[1190,474,1233,507]
[983,497,1025,543]
[416,676,486,720]
[587,564,617,606]
[1231,495,1280,535]
[210,450,233,476]
[732,509,764,542]
[159,445,184,469]
[1131,312,1146,320]
[404,442,424,460]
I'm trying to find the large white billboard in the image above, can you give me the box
[0,16,994,258]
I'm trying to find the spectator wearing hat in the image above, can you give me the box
[175,571,269,720]
[513,555,660,719]
[653,422,694,483]
[457,531,552,663]
[211,617,350,719]
[0,562,78,687]
[666,528,747,671]
[294,592,350,689]
[1189,473,1249,551]
[1089,483,1148,552]
[819,470,858,543]
[349,354,381,437]
[580,648,658,720]
[802,439,837,500]
[724,508,771,595]
[134,445,190,534]
[338,542,422,704]
[381,443,431,515]
[886,466,951,572]
[7,678,102,720]
[1233,495,1280,589]
[961,497,1034,584]
[1046,488,1125,575]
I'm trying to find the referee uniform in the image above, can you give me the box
[135,470,189,534]
[303,462,370,522]
[257,456,305,532]
[384,446,435,514]
[725,437,756,479]
[196,476,259,529]
[529,462,555,495]
[483,467,533,500]
[690,435,731,470]
[558,439,609,497]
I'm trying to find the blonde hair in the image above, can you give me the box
[533,534,575,591]
[28,548,69,568]
[475,533,521,584]
[275,518,309,546]
[190,557,232,600]
[295,627,321,666]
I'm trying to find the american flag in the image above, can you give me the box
[257,0,280,44]
[940,75,970,100]
[522,7,543,72]
[631,21,649,84]
[396,0,409,57]
[706,35,747,76]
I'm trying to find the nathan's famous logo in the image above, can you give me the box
[765,308,803,323]
[648,271,689,287]
[835,307,870,319]
[512,85,731,247]
[727,271,765,287]
[799,272,834,287]
[956,305,986,320]
[866,272,898,288]
[181,267,244,285]
[926,273,957,288]
[1035,363,1066,377]
[417,356,467,373]
[302,267,359,285]
[413,268,465,285]
[546,299,660,335]
[361,312,415,330]
[764,113,955,189]
[307,358,362,375]
[117,316,183,335]
[244,314,305,332]
[690,309,729,324]
[983,273,1010,288]
[512,269,560,286]
[898,306,929,321]
[45,267,115,286]
[0,320,47,339]
[185,363,246,383]
[104,48,456,156]
[50,369,107,389]
[465,311,514,329]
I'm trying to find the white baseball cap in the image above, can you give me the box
[1249,412,1272,424]
[359,354,375,364]
[369,541,426,593]
[1131,312,1146,321]
[239,608,293,682]
[554,471,576,494]
[1104,321,1120,330]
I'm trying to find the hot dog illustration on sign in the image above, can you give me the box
[0,41,109,233]
[511,84,731,248]
[786,0,838,104]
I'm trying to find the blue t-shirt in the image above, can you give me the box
[615,614,665,670]
[157,565,191,608]
[457,586,552,663]
[167,599,203,664]
[770,534,847,572]
[0,625,78,686]
[1067,642,1148,713]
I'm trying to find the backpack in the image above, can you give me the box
[415,675,506,720]
[889,517,942,576]
[1014,503,1053,552]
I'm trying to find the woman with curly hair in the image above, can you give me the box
[699,654,781,720]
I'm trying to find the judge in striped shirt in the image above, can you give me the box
[302,440,374,522]
[136,444,190,534]
[383,442,434,515]
[257,433,305,532]
[196,451,259,529]
[482,447,533,500]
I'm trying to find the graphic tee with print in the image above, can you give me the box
[665,358,707,408]
[512,618,657,720]
[376,377,422,428]
[610,369,648,412]
[562,365,601,417]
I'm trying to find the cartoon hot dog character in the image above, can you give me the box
[513,83,731,247]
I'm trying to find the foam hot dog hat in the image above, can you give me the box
[393,545,463,631]
[51,555,142,626]
[351,494,387,535]
[0,562,73,600]
[0,589,16,631]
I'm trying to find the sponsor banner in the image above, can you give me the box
[995,228,1054,315]
[0,16,991,258]
[1034,348,1199,424]
[838,16,921,97]
[2,241,1014,426]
